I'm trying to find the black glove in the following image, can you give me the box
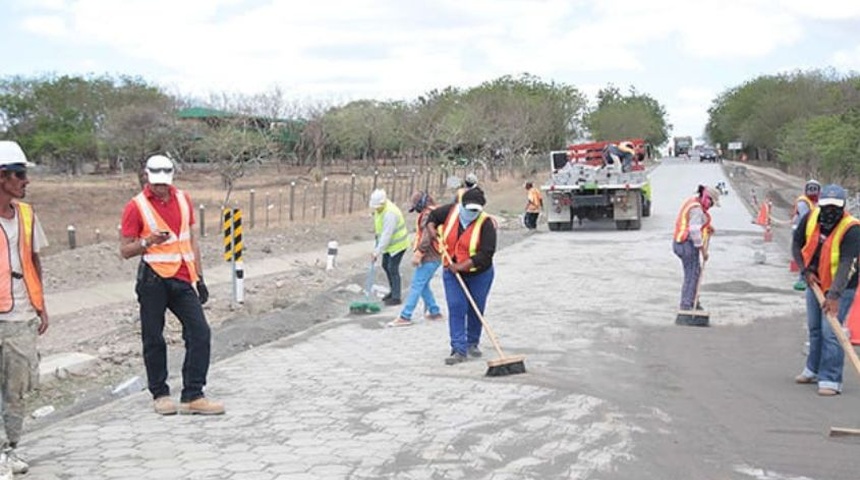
[196,278,209,305]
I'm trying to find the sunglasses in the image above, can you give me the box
[4,170,27,180]
[148,168,173,174]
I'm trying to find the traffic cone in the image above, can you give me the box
[846,289,860,346]
[754,202,769,226]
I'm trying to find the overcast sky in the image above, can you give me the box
[2,0,859,143]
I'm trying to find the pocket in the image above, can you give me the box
[135,262,161,295]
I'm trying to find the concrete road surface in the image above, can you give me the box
[22,159,860,479]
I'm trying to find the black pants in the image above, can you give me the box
[136,262,211,402]
[382,250,405,300]
[524,212,539,229]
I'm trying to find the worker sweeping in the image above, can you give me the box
[791,184,860,396]
[426,187,497,365]
[672,185,720,322]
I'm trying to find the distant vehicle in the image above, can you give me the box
[673,136,693,156]
[699,146,719,163]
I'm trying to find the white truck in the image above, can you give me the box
[541,146,652,231]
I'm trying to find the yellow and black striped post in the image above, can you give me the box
[223,208,245,304]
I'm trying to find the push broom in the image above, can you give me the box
[349,261,381,315]
[441,248,526,377]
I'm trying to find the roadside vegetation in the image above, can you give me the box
[706,70,860,185]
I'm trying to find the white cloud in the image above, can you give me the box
[832,45,860,71]
[21,15,67,37]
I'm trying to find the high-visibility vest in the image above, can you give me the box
[412,208,441,253]
[792,195,814,218]
[526,188,543,213]
[673,197,711,243]
[0,202,44,313]
[801,209,860,291]
[374,200,409,254]
[133,190,199,283]
[441,206,489,272]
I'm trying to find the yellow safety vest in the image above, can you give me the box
[374,200,409,254]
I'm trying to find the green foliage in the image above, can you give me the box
[585,85,669,146]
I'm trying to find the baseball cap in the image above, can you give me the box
[408,191,431,212]
[818,184,846,207]
[145,155,175,185]
[461,187,486,211]
[0,141,35,169]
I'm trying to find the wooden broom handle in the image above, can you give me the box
[810,283,860,380]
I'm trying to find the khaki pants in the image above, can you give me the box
[0,319,39,446]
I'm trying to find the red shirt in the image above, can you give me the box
[121,185,197,283]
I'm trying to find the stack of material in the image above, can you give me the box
[551,162,640,187]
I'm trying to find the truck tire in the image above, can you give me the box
[615,220,629,230]
[629,218,641,230]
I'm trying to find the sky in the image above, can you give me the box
[2,0,860,143]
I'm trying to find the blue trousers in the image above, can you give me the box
[399,260,441,320]
[136,262,211,402]
[382,250,405,301]
[673,240,700,310]
[802,288,855,391]
[443,267,494,355]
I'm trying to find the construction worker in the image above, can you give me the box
[603,142,635,172]
[454,173,478,203]
[0,141,49,475]
[369,189,409,306]
[791,184,860,396]
[388,191,443,327]
[672,185,721,312]
[120,155,224,416]
[427,187,497,365]
[523,181,543,230]
[791,180,821,291]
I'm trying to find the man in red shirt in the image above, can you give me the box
[120,155,224,415]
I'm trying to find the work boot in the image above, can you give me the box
[153,396,178,416]
[179,397,226,415]
[795,374,817,384]
[444,352,468,365]
[467,345,483,358]
[3,448,28,474]
[425,312,444,321]
[383,298,401,306]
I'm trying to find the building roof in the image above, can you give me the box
[176,107,235,119]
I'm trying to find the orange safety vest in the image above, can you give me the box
[133,190,199,282]
[801,209,860,291]
[526,187,543,213]
[412,208,441,253]
[441,206,489,272]
[792,195,814,217]
[0,202,45,313]
[673,197,712,243]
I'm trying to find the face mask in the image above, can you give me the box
[819,205,844,230]
[459,208,480,227]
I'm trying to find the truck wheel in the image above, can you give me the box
[629,219,641,230]
[615,220,629,230]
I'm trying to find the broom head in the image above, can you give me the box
[485,355,527,377]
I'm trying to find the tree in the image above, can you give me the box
[585,86,669,146]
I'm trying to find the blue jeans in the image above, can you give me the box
[801,287,855,391]
[136,262,211,402]
[673,240,700,310]
[399,260,441,320]
[382,250,405,301]
[443,267,494,355]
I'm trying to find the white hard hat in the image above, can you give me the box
[0,141,34,168]
[145,154,175,185]
[369,189,387,208]
[464,173,478,187]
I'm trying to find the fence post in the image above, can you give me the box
[278,189,284,225]
[322,177,328,219]
[391,168,397,204]
[289,181,296,222]
[424,168,431,194]
[409,169,416,196]
[265,192,270,229]
[67,225,76,250]
[95,228,101,244]
[199,204,206,237]
[302,185,308,221]
[349,174,356,214]
[372,170,379,191]
[249,189,256,229]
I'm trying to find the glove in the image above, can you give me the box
[196,278,209,305]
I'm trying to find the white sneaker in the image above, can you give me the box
[3,448,28,474]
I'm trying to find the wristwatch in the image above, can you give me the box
[140,238,149,249]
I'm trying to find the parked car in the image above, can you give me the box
[699,147,719,162]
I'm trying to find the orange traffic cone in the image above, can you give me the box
[846,289,860,346]
[754,201,770,226]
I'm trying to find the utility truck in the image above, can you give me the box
[540,140,652,231]
[673,136,693,156]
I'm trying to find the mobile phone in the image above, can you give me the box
[159,231,171,237]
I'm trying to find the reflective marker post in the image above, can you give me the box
[223,208,245,305]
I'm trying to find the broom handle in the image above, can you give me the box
[439,247,508,359]
[691,237,709,308]
[810,283,860,380]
